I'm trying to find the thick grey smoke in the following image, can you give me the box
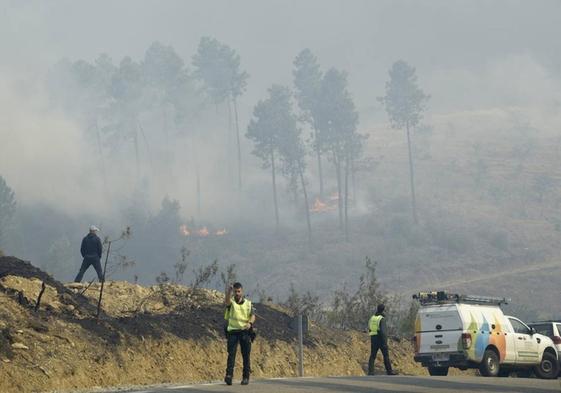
[1,1,561,314]
[2,1,560,217]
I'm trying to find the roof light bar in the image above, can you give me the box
[413,291,510,305]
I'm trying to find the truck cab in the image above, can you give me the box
[412,291,559,379]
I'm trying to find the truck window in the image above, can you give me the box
[531,324,553,337]
[556,324,561,336]
[509,318,531,335]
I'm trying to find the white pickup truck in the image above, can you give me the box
[413,292,559,379]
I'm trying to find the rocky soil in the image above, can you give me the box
[0,256,425,393]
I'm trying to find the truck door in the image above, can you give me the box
[508,317,539,364]
[417,305,462,355]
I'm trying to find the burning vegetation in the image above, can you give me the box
[180,225,228,237]
[309,193,343,213]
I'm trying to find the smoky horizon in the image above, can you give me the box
[0,0,560,320]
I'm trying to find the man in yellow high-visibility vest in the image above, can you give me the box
[367,304,397,375]
[224,282,256,386]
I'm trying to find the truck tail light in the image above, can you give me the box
[462,333,472,349]
[552,336,561,345]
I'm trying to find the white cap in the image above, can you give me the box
[89,225,100,232]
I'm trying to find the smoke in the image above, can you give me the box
[0,76,106,213]
[427,53,561,115]
[1,1,561,307]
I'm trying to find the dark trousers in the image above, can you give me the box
[368,335,393,374]
[226,330,251,379]
[74,257,103,282]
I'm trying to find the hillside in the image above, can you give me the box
[171,107,561,320]
[6,106,561,324]
[0,257,424,393]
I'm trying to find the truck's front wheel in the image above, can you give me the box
[428,366,449,376]
[479,349,500,377]
[534,352,559,379]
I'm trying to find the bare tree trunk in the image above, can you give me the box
[351,157,356,205]
[271,149,280,232]
[94,119,108,193]
[406,123,418,224]
[133,123,140,180]
[227,99,234,187]
[233,97,242,190]
[314,127,324,198]
[34,281,46,312]
[292,180,299,205]
[162,106,173,184]
[189,137,202,218]
[334,150,343,230]
[344,151,350,241]
[196,164,201,217]
[138,122,151,165]
[298,162,312,244]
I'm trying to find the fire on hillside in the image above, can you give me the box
[180,224,228,237]
[310,192,341,213]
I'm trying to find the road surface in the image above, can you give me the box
[109,376,561,393]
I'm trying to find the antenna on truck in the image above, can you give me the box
[412,291,510,306]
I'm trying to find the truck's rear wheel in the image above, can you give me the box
[534,352,559,379]
[428,366,449,376]
[479,349,500,377]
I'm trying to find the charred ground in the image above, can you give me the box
[0,256,423,393]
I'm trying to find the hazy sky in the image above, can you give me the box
[1,0,560,215]
[2,0,561,110]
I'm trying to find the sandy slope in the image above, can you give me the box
[0,257,424,393]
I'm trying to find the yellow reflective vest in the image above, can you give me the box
[224,298,253,332]
[368,314,383,336]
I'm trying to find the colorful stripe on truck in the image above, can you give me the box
[466,312,506,362]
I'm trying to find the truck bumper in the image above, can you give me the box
[414,352,470,368]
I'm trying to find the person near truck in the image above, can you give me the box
[74,225,103,282]
[367,303,397,375]
[224,282,256,386]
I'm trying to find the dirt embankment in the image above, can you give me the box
[0,256,424,393]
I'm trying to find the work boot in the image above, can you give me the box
[224,375,232,385]
[387,370,398,376]
[241,377,249,385]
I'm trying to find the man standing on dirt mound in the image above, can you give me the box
[224,282,256,386]
[74,225,103,283]
[367,303,397,375]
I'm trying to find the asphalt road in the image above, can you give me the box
[110,376,561,393]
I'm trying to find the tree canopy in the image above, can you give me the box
[379,60,429,130]
[192,37,248,104]
[0,176,16,247]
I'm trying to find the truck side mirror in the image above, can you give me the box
[529,326,536,335]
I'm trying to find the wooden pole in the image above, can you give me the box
[96,241,112,319]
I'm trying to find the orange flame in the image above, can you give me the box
[181,225,228,237]
[196,226,209,237]
[179,224,190,236]
[310,197,336,213]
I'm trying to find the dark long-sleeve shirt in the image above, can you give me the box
[80,233,102,259]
